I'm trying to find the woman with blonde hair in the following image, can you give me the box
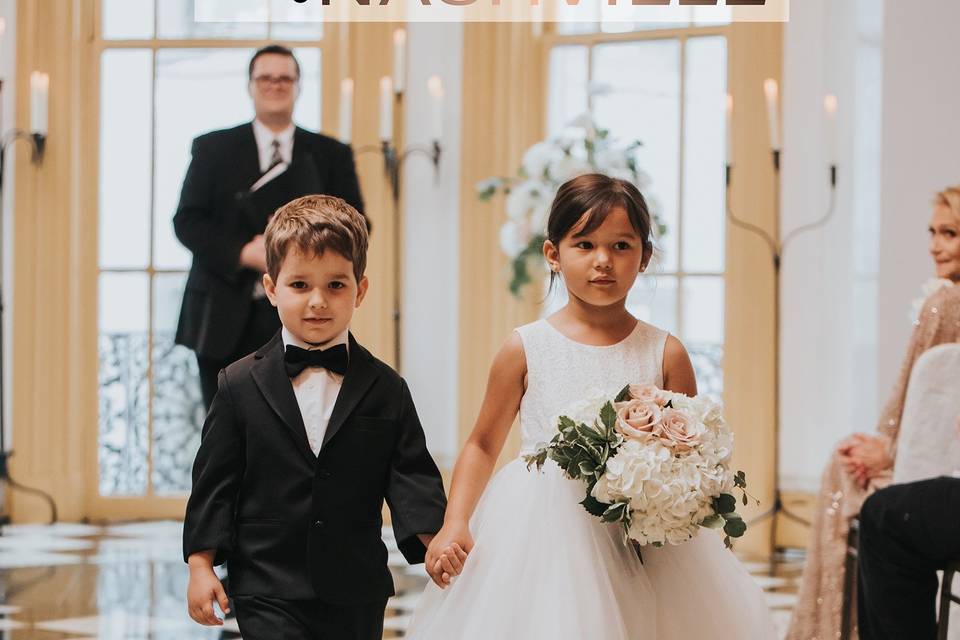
[787,186,960,639]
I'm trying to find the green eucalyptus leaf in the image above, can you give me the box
[714,493,737,515]
[723,518,747,538]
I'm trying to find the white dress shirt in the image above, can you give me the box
[252,118,295,173]
[282,327,349,456]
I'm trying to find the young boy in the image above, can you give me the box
[183,195,447,639]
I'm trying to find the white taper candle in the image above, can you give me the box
[763,78,780,151]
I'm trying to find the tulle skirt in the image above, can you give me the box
[405,459,776,640]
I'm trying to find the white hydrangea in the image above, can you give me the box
[557,388,611,427]
[581,387,740,548]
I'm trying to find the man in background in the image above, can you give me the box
[174,44,365,410]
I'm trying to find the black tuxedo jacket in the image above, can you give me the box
[173,122,365,360]
[182,332,446,604]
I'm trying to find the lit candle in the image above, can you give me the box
[30,71,49,136]
[763,78,780,151]
[823,94,838,164]
[428,75,444,142]
[339,78,353,144]
[392,29,406,95]
[725,93,733,165]
[379,76,393,141]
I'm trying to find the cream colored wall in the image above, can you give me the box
[456,24,544,468]
[11,0,93,522]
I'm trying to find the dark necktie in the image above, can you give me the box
[284,344,349,378]
[268,139,283,170]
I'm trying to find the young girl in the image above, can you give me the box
[406,174,775,639]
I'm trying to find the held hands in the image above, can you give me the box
[187,553,230,626]
[239,235,267,273]
[837,433,893,489]
[424,522,473,589]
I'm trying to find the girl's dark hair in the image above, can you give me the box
[546,173,653,291]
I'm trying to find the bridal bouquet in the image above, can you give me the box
[524,384,753,548]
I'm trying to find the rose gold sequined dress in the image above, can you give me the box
[787,285,960,640]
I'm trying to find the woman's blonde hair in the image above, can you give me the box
[934,186,960,222]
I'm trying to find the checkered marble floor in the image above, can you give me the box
[0,521,800,639]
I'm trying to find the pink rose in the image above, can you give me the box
[629,384,669,407]
[658,408,702,452]
[615,399,662,440]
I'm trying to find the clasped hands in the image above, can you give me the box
[837,432,893,489]
[423,522,472,589]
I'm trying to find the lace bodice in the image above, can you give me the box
[514,319,668,454]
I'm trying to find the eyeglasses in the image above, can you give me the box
[252,75,299,89]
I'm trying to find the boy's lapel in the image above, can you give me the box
[250,333,316,465]
[321,332,380,449]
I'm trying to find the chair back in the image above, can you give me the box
[893,343,960,485]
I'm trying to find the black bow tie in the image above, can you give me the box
[284,344,349,378]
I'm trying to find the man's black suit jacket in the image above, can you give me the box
[182,332,447,604]
[173,122,365,360]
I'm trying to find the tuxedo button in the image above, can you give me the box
[317,469,331,479]
[313,520,325,528]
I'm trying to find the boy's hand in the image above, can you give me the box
[239,235,266,272]
[187,552,230,626]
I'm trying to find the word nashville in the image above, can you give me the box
[292,0,767,5]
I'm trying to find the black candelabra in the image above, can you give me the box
[726,151,837,557]
[355,123,442,373]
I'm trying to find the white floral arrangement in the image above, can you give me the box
[524,384,754,549]
[910,277,954,325]
[476,113,666,296]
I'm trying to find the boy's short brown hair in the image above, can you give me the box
[265,195,369,283]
